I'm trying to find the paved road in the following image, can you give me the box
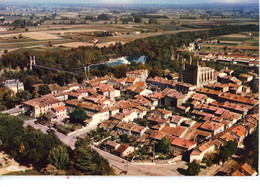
[91,145,187,176]
[23,119,187,176]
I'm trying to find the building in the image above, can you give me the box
[23,94,65,118]
[126,69,148,82]
[51,105,67,120]
[230,163,257,176]
[113,144,135,158]
[179,59,216,87]
[4,79,24,94]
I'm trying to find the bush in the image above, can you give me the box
[187,161,201,176]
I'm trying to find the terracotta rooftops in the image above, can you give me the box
[131,125,147,134]
[106,140,120,148]
[240,163,256,176]
[160,126,188,137]
[116,122,135,131]
[231,125,247,138]
[171,137,197,149]
[115,144,129,154]
[52,105,66,112]
[199,121,224,132]
[24,94,62,108]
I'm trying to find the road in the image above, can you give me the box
[91,145,187,176]
[23,119,188,176]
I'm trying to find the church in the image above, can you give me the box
[179,56,217,87]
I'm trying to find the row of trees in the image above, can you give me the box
[0,114,114,175]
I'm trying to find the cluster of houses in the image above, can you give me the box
[19,67,258,173]
[197,52,259,67]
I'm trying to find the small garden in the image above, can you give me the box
[54,122,82,135]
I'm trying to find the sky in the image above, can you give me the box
[1,0,259,4]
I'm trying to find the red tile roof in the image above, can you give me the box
[171,138,197,149]
[53,105,66,112]
[231,125,247,138]
[199,121,224,132]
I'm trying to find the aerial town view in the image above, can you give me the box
[0,0,259,178]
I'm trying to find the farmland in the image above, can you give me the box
[0,3,258,55]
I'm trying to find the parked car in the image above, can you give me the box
[46,128,55,133]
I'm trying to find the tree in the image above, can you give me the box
[187,161,201,176]
[243,127,259,171]
[15,90,32,104]
[122,19,129,24]
[48,145,69,170]
[134,16,142,23]
[119,134,130,143]
[112,64,129,78]
[38,85,50,95]
[149,18,158,24]
[219,146,231,163]
[72,139,114,175]
[98,14,110,21]
[69,108,87,124]
[226,140,237,155]
[156,137,170,153]
[40,164,66,175]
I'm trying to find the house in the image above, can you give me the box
[105,140,120,153]
[230,163,257,176]
[171,137,197,154]
[23,94,65,118]
[163,89,186,107]
[4,79,24,94]
[67,82,80,91]
[218,92,258,106]
[112,110,138,122]
[53,92,68,101]
[229,125,248,146]
[116,122,135,135]
[48,83,66,95]
[146,76,173,90]
[51,105,67,120]
[149,131,167,141]
[175,82,196,94]
[181,128,211,142]
[146,113,167,125]
[218,76,242,85]
[170,115,186,127]
[154,108,172,119]
[92,83,120,99]
[126,69,148,82]
[125,77,137,86]
[84,107,119,128]
[238,73,253,82]
[113,144,135,158]
[189,140,217,163]
[146,92,165,107]
[68,88,89,100]
[131,125,148,137]
[198,121,224,136]
[205,82,229,93]
[160,126,188,138]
